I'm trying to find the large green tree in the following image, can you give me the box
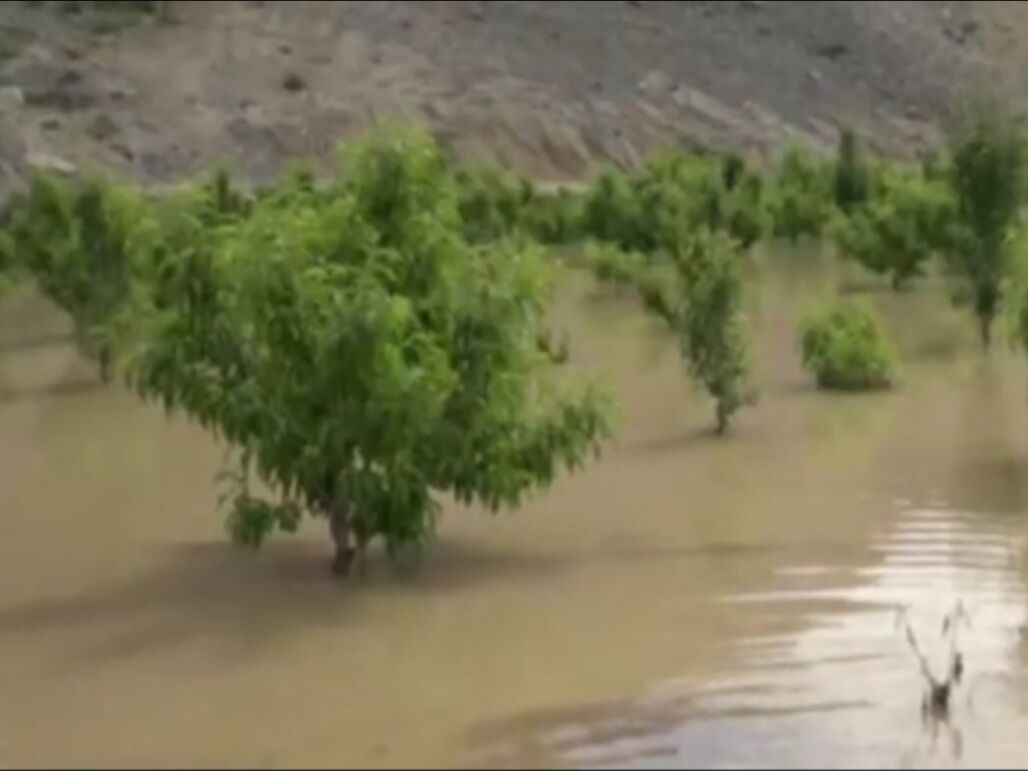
[125,127,611,575]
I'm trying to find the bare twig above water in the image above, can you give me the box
[895,602,970,720]
[898,608,936,688]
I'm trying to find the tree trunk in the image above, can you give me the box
[98,345,112,384]
[975,278,998,350]
[355,530,370,576]
[328,488,353,578]
[715,402,729,435]
[979,312,993,349]
[891,272,910,292]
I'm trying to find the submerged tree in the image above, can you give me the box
[766,144,834,243]
[581,167,650,251]
[833,127,871,214]
[125,126,611,576]
[580,150,766,256]
[0,226,10,297]
[582,154,757,433]
[723,165,766,250]
[673,232,754,433]
[588,231,753,433]
[834,169,957,290]
[519,187,583,245]
[949,103,1025,346]
[0,173,144,380]
[454,165,528,244]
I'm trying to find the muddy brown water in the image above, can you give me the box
[2,251,1028,769]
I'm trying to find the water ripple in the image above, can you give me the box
[468,507,1028,768]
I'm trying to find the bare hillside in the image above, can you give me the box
[0,0,1027,197]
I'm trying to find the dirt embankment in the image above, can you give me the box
[0,0,1027,198]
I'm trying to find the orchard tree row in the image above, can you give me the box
[453,103,1028,424]
[2,105,1028,572]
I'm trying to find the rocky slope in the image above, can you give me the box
[0,0,1026,199]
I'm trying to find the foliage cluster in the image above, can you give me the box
[833,168,958,289]
[587,230,753,432]
[765,144,834,243]
[580,150,766,253]
[453,166,583,245]
[0,174,146,380]
[948,104,1026,346]
[800,302,896,391]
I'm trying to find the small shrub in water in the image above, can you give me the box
[800,302,896,390]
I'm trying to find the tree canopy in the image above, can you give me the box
[123,127,611,574]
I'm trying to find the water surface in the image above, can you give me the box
[2,254,1027,768]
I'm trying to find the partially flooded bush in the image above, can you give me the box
[921,149,947,182]
[833,128,871,214]
[641,150,767,250]
[587,231,754,433]
[581,151,765,254]
[455,168,583,245]
[947,101,1026,347]
[520,188,583,245]
[766,145,834,242]
[204,168,253,221]
[673,231,754,432]
[833,169,957,289]
[722,152,746,191]
[586,242,649,287]
[800,302,896,390]
[1,173,147,380]
[581,168,651,251]
[455,165,529,243]
[723,167,766,250]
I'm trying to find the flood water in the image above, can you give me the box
[2,251,1028,768]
